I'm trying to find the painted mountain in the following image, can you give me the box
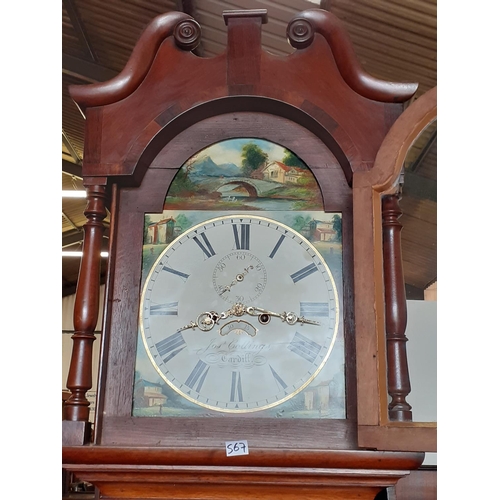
[189,156,242,178]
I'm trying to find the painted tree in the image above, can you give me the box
[167,166,196,197]
[241,143,268,176]
[144,215,153,242]
[331,214,342,242]
[292,214,312,233]
[174,213,192,232]
[282,149,307,169]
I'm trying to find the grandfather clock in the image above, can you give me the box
[63,8,436,499]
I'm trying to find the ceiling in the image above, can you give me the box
[62,0,437,298]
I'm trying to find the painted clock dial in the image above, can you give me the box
[140,214,340,413]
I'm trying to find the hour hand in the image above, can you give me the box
[177,312,220,332]
[176,320,198,332]
[245,306,282,324]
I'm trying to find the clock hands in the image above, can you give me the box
[218,266,254,294]
[176,312,218,333]
[177,303,320,333]
[246,306,320,326]
[176,303,246,333]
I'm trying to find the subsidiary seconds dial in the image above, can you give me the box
[212,251,267,304]
[140,215,340,413]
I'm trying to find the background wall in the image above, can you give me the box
[406,299,437,465]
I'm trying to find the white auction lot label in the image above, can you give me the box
[225,440,249,456]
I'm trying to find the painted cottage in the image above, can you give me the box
[303,381,330,411]
[309,219,336,242]
[134,379,168,408]
[147,217,176,244]
[261,161,302,184]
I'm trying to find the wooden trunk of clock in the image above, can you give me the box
[62,8,436,499]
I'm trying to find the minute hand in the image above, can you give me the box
[246,306,320,326]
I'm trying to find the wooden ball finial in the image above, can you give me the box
[287,18,314,49]
[174,19,201,51]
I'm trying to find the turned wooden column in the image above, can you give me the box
[63,183,107,423]
[382,194,412,421]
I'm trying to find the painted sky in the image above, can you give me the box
[192,138,288,168]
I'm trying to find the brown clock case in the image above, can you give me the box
[62,8,436,499]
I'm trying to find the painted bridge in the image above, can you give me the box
[197,177,284,198]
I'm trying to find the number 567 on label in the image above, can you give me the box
[225,440,249,456]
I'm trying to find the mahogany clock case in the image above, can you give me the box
[96,110,357,449]
[62,10,434,498]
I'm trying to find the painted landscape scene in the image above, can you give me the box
[164,138,323,211]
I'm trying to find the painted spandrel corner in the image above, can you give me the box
[133,138,346,419]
